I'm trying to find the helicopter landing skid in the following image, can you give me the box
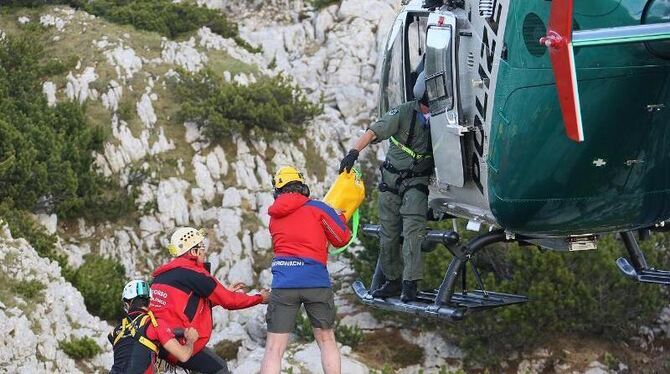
[616,231,670,285]
[352,281,527,321]
[355,226,528,320]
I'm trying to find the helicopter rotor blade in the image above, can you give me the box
[540,0,584,143]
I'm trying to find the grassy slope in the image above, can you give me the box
[0,5,257,267]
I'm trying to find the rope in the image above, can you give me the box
[329,208,360,255]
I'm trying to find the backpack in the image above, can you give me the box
[112,309,159,354]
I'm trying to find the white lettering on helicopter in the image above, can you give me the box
[471,0,506,195]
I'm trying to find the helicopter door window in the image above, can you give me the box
[425,26,454,113]
[380,17,405,113]
[427,74,448,101]
[405,14,429,97]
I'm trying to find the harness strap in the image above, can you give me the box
[378,161,432,197]
[138,336,159,354]
[389,110,432,160]
[406,109,418,148]
[113,312,159,354]
[382,160,433,178]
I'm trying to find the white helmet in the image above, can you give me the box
[122,279,150,301]
[167,227,207,257]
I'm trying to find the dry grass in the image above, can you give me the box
[355,329,424,370]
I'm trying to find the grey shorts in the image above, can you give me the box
[266,288,335,333]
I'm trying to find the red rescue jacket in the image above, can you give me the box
[269,193,351,264]
[149,255,263,362]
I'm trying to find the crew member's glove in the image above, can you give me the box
[339,149,359,173]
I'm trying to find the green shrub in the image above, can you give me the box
[15,279,46,301]
[69,0,259,52]
[0,28,134,223]
[72,255,127,321]
[1,0,71,6]
[213,340,242,361]
[441,234,669,367]
[59,336,102,360]
[306,0,340,10]
[293,308,315,342]
[335,323,363,349]
[176,69,322,142]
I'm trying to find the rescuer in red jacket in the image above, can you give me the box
[150,227,271,374]
[261,166,352,374]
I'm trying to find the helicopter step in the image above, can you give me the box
[616,231,670,285]
[352,280,527,321]
[355,225,528,320]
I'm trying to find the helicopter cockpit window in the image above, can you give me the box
[425,26,454,113]
[380,18,405,113]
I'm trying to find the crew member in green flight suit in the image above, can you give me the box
[339,71,433,302]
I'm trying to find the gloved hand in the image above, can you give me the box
[339,149,359,173]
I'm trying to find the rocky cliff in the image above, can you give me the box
[3,1,670,373]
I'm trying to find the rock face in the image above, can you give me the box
[0,224,112,373]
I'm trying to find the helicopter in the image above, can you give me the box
[352,0,670,321]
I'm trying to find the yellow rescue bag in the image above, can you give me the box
[323,169,365,222]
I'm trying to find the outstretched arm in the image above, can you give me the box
[353,129,377,152]
[208,282,265,310]
[178,269,265,310]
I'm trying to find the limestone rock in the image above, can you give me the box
[42,81,57,107]
[228,257,255,286]
[293,341,369,374]
[104,45,143,81]
[583,361,609,374]
[161,37,207,73]
[40,14,66,31]
[101,80,123,111]
[184,121,202,143]
[339,312,382,330]
[150,127,176,155]
[36,213,57,235]
[65,67,98,104]
[137,93,157,128]
[258,268,273,289]
[157,178,190,226]
[252,228,272,251]
[222,187,242,208]
[0,225,112,372]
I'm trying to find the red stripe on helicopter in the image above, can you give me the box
[540,0,584,142]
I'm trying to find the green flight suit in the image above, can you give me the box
[369,100,433,281]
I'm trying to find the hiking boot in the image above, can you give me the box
[370,279,402,298]
[400,280,418,302]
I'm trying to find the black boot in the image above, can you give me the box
[370,279,402,298]
[400,280,418,302]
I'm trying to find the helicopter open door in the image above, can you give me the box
[425,13,467,187]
